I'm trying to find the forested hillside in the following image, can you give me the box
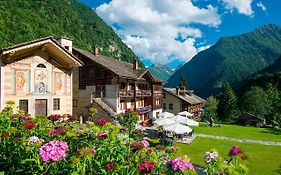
[0,0,143,66]
[166,24,281,97]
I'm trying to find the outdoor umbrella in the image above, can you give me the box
[163,123,193,134]
[178,111,193,117]
[154,118,176,126]
[158,111,175,118]
[171,115,199,126]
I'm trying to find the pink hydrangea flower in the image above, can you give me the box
[39,141,69,162]
[140,140,150,147]
[167,157,194,172]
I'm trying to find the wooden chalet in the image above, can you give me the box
[72,47,163,125]
[163,87,206,121]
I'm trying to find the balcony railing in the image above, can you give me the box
[119,90,134,97]
[153,90,162,94]
[136,90,152,97]
[119,90,152,97]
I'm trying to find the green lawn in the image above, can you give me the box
[175,138,281,175]
[191,123,281,142]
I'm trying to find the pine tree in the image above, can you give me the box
[217,83,238,122]
[178,75,188,89]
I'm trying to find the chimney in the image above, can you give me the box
[59,36,72,53]
[176,86,180,95]
[133,59,138,70]
[93,45,99,56]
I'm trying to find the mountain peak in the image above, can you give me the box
[166,24,281,97]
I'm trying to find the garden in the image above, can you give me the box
[0,103,249,175]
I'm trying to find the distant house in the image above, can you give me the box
[239,113,266,127]
[163,87,206,121]
[0,37,83,116]
[72,47,163,125]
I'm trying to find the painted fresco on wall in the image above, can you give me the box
[55,73,64,95]
[35,69,48,94]
[16,71,26,93]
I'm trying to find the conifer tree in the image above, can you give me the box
[217,83,238,122]
[178,75,188,89]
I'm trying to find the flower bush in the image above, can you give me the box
[204,147,248,175]
[0,103,249,174]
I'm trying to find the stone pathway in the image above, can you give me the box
[195,133,281,146]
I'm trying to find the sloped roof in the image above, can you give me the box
[163,88,206,105]
[0,36,83,66]
[74,48,151,80]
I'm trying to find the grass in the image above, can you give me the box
[191,123,281,142]
[175,137,281,175]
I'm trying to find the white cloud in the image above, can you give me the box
[221,0,254,16]
[96,0,221,64]
[256,2,266,11]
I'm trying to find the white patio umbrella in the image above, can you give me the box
[171,115,199,126]
[164,123,193,134]
[178,111,193,117]
[154,118,176,126]
[158,111,175,118]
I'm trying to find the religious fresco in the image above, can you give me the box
[35,69,48,94]
[16,71,26,93]
[55,73,64,95]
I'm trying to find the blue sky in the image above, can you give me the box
[80,0,281,68]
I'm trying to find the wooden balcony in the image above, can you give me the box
[153,90,162,94]
[136,90,152,97]
[119,90,134,97]
[119,90,152,97]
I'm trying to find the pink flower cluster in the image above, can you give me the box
[140,140,150,147]
[205,151,219,163]
[93,118,109,126]
[39,141,69,162]
[48,128,66,136]
[167,158,194,172]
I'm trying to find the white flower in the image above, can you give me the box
[28,136,44,145]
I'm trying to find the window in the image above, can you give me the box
[53,98,60,110]
[65,46,69,50]
[19,100,28,113]
[163,103,166,109]
[169,103,173,110]
[73,99,78,107]
[37,64,46,68]
[163,93,166,98]
[156,98,160,105]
